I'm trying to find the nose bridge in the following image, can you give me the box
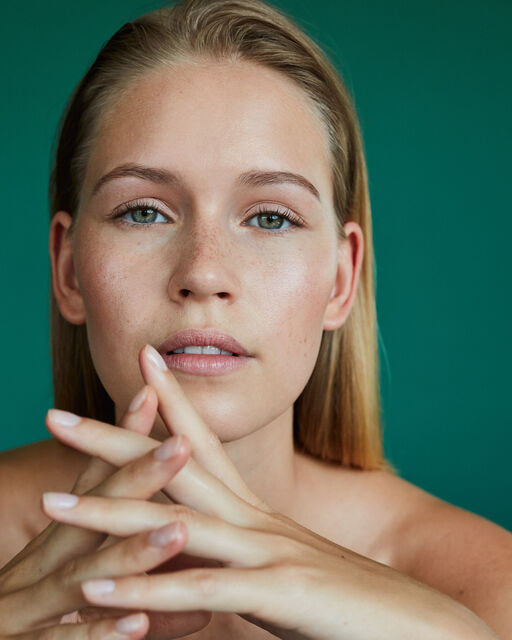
[189,218,224,264]
[169,211,238,300]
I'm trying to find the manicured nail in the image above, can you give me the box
[144,344,167,371]
[43,492,79,510]
[82,579,115,597]
[48,408,81,427]
[149,522,180,547]
[116,613,146,633]
[154,435,181,461]
[128,386,147,412]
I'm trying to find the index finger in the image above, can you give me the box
[140,344,264,509]
[1,387,166,593]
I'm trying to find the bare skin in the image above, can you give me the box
[0,60,510,638]
[0,432,510,638]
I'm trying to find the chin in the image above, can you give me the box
[152,411,258,444]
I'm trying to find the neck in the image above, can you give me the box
[95,401,300,516]
[222,406,298,513]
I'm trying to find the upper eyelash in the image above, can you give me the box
[108,199,305,230]
[245,204,304,229]
[108,199,169,229]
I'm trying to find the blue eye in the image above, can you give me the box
[118,206,168,225]
[109,200,304,231]
[245,211,293,230]
[244,206,304,232]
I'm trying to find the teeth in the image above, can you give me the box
[169,345,235,356]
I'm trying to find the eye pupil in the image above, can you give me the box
[259,213,283,229]
[132,208,157,223]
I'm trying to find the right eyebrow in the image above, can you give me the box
[91,163,321,202]
[91,164,182,197]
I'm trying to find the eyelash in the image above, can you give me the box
[108,199,305,232]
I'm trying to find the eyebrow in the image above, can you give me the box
[91,163,321,201]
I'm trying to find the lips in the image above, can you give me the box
[157,328,251,358]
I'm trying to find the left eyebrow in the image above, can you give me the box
[90,163,321,202]
[238,169,321,201]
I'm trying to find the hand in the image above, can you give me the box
[0,383,212,640]
[44,344,497,640]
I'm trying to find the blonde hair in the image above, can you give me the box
[49,0,393,471]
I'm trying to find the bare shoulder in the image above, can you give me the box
[0,439,83,566]
[369,471,512,638]
[390,481,512,583]
[294,453,511,635]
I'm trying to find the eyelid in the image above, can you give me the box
[243,202,306,227]
[108,197,172,221]
[107,197,307,230]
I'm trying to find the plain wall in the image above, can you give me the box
[1,0,510,531]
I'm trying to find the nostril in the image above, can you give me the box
[217,292,229,299]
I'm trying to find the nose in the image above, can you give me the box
[167,224,240,304]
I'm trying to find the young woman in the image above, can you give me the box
[0,1,510,638]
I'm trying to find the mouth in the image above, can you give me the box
[157,328,252,376]
[166,345,239,356]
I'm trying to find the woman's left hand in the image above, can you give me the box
[45,345,497,640]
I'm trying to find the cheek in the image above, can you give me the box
[248,241,335,396]
[72,221,336,437]
[74,232,158,397]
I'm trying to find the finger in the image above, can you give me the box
[11,612,149,640]
[0,524,186,634]
[2,432,188,594]
[41,432,190,530]
[42,494,292,568]
[47,414,259,524]
[41,391,164,571]
[122,385,158,436]
[72,385,158,496]
[82,568,263,615]
[140,344,262,507]
[87,434,190,501]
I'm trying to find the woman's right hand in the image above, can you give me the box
[0,385,211,639]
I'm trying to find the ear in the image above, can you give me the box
[323,221,364,331]
[49,211,86,325]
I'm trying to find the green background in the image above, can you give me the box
[1,1,510,531]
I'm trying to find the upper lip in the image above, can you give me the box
[157,328,251,357]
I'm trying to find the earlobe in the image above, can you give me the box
[49,211,86,325]
[323,222,364,332]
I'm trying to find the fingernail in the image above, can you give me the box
[144,344,167,372]
[48,408,81,427]
[149,522,180,547]
[154,435,181,461]
[128,386,147,412]
[82,579,115,597]
[116,613,146,633]
[43,492,79,510]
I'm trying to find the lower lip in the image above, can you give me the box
[162,353,252,376]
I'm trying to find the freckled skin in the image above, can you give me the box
[70,61,351,444]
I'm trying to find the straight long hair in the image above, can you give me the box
[49,0,393,471]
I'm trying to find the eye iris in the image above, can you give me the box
[259,213,283,229]
[131,208,157,223]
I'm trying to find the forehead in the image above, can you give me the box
[83,60,332,202]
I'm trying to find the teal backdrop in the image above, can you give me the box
[1,1,510,531]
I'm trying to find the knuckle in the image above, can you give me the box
[58,556,81,588]
[190,569,217,599]
[270,533,305,561]
[121,538,146,568]
[170,504,194,524]
[274,558,322,589]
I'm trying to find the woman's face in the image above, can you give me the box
[57,60,360,442]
